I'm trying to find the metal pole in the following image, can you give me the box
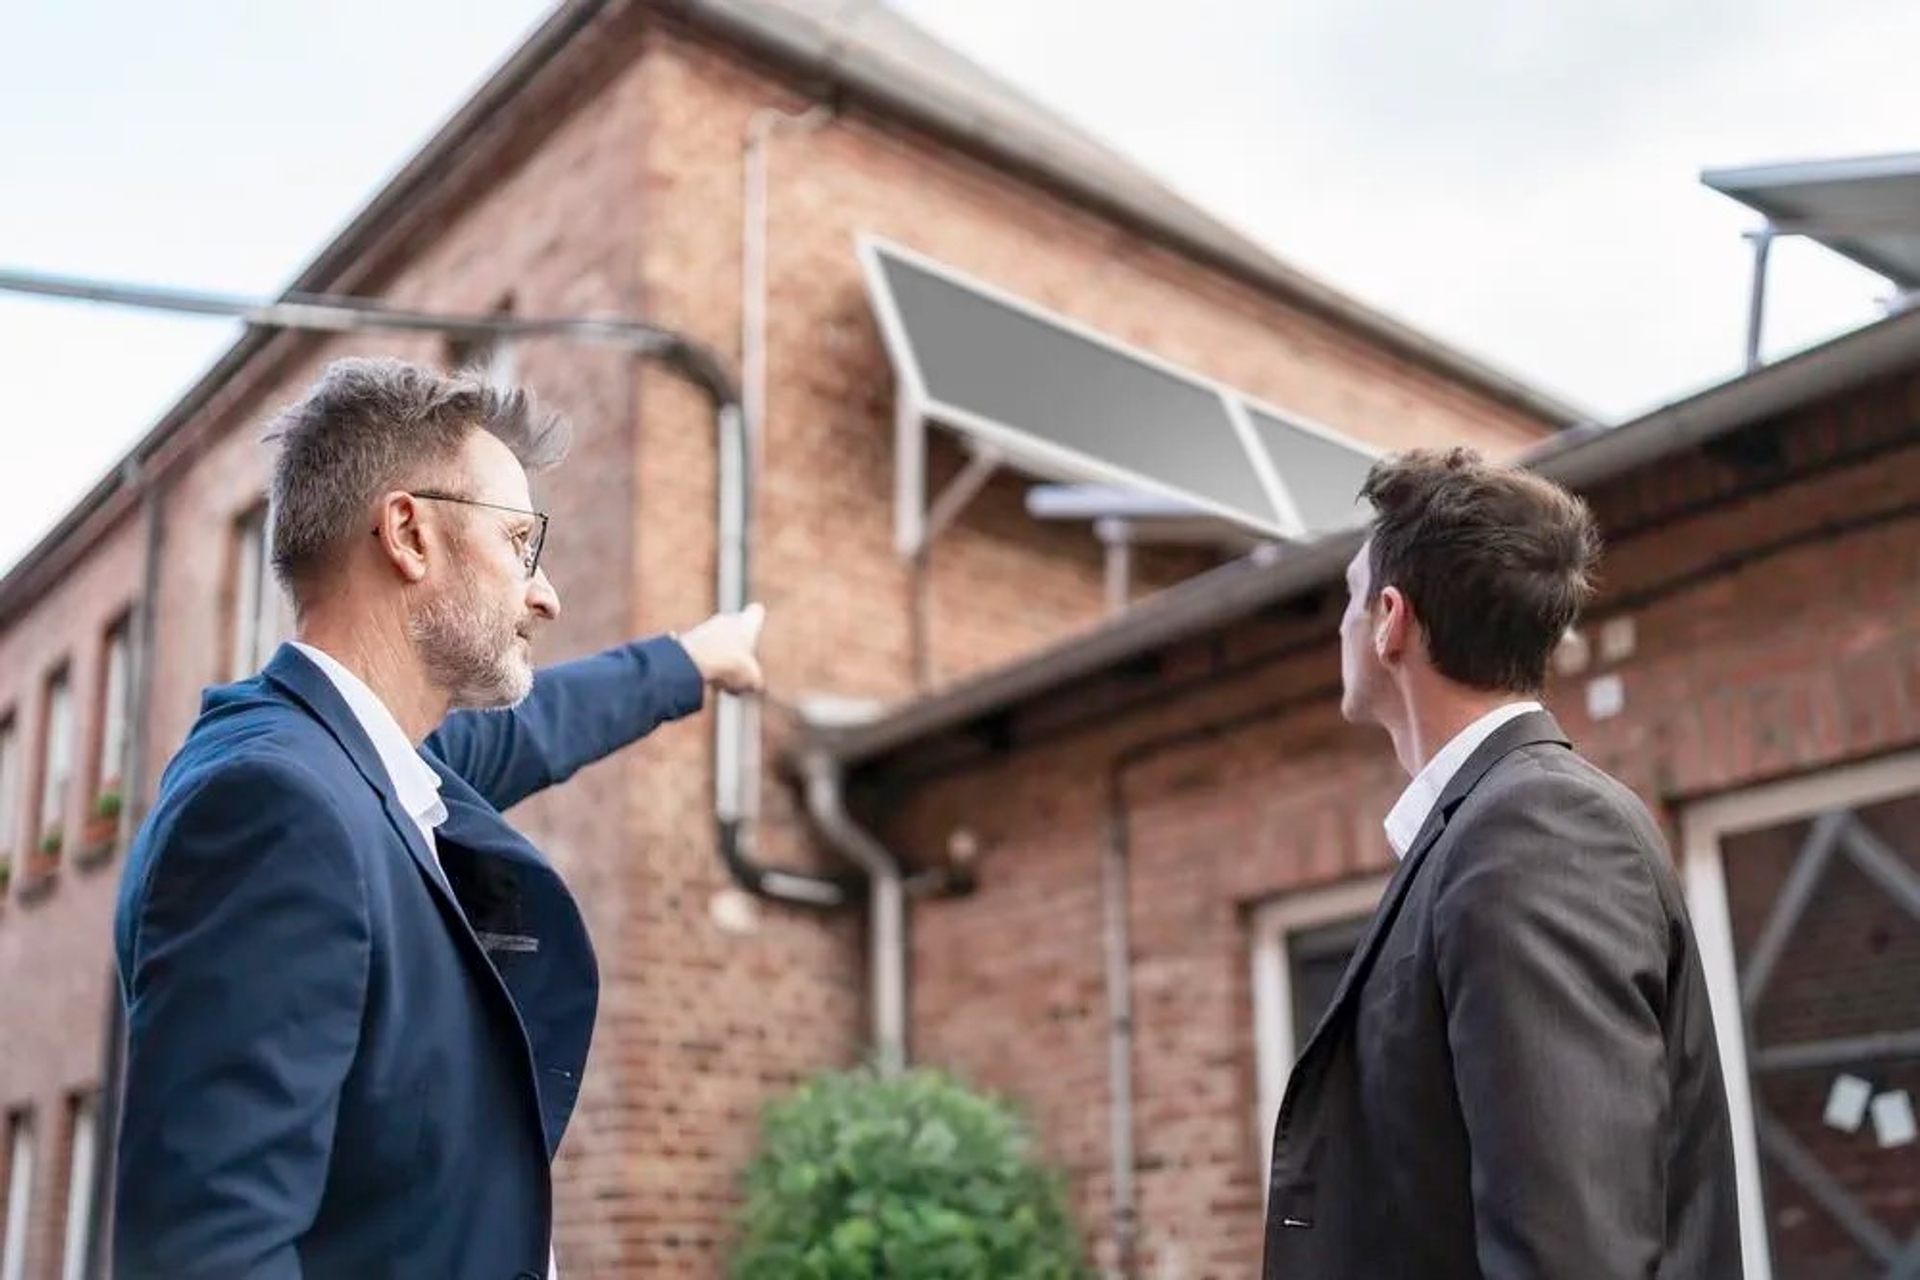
[1097,517,1133,617]
[1743,229,1774,372]
[0,267,690,354]
[0,261,858,901]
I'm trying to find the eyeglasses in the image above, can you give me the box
[406,489,550,580]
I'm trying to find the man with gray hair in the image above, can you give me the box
[111,357,766,1278]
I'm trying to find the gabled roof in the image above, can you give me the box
[680,0,1584,427]
[1,0,1578,618]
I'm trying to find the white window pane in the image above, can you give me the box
[231,511,264,680]
[99,628,130,791]
[58,1099,95,1280]
[246,514,289,673]
[0,724,17,858]
[41,676,71,840]
[1,1117,33,1280]
[252,541,285,672]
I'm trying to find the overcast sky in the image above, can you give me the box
[4,0,1916,575]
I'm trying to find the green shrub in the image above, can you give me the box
[733,1063,1091,1280]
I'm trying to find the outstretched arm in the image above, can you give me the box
[426,636,704,812]
[426,605,765,811]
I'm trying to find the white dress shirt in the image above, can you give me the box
[1382,701,1542,858]
[289,645,561,1278]
[290,642,447,859]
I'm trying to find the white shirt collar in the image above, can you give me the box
[290,641,447,833]
[1382,700,1542,858]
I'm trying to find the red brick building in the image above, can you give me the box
[0,2,1566,1277]
[808,311,1920,1279]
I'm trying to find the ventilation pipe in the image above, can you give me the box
[0,269,864,918]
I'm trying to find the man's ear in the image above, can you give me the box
[1374,585,1413,664]
[372,492,432,584]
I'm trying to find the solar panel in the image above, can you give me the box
[1703,152,1920,289]
[860,237,1381,555]
[870,247,1284,531]
[1244,408,1376,535]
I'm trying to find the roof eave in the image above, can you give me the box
[0,0,621,627]
[2,0,1577,624]
[662,0,1585,430]
[805,305,1920,770]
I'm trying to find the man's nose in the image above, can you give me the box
[527,566,561,621]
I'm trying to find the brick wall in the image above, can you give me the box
[0,497,140,1280]
[879,374,1920,1277]
[0,13,1566,1278]
[0,35,659,1274]
[571,24,1560,1276]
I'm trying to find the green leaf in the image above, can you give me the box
[730,1063,1093,1280]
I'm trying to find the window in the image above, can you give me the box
[1282,915,1373,1051]
[97,616,132,801]
[1250,874,1389,1177]
[230,506,288,680]
[0,716,17,874]
[1682,751,1920,1280]
[38,669,72,855]
[58,1095,96,1280]
[1,1111,32,1280]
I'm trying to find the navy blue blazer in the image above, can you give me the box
[111,638,705,1279]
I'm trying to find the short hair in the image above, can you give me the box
[1360,446,1600,694]
[263,356,571,600]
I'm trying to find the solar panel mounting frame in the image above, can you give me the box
[857,234,1380,559]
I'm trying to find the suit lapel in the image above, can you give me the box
[1292,710,1572,1065]
[262,645,470,923]
[262,645,569,1154]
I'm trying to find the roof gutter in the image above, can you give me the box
[1,0,1576,616]
[802,305,1920,771]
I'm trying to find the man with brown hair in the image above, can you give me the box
[1262,447,1743,1279]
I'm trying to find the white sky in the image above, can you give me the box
[4,0,1916,576]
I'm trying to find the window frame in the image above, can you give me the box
[1248,872,1390,1179]
[57,1094,96,1280]
[0,714,18,882]
[1679,748,1920,1280]
[1,1109,34,1280]
[228,503,286,681]
[36,666,73,859]
[94,613,133,807]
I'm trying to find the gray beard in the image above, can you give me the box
[408,574,533,711]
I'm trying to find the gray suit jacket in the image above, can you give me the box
[1261,710,1743,1279]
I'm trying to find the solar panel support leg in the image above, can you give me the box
[895,398,926,558]
[923,448,1001,548]
[1744,228,1773,371]
[898,396,1001,559]
[1096,517,1133,616]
